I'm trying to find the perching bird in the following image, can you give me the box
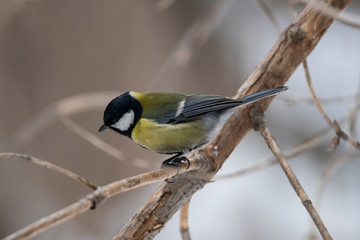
[99,86,288,166]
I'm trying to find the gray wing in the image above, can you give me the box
[165,95,240,124]
[165,87,288,124]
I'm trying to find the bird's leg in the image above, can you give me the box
[161,154,190,183]
[161,153,190,169]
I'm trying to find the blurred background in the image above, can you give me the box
[1,0,360,239]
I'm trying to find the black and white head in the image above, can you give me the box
[98,92,142,138]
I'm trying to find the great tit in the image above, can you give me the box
[99,86,288,166]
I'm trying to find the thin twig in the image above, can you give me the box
[291,0,360,28]
[3,159,202,240]
[278,93,360,105]
[303,59,360,150]
[180,201,191,240]
[216,123,335,180]
[217,115,355,180]
[308,147,357,240]
[290,0,360,151]
[250,106,332,240]
[148,0,234,91]
[60,116,156,169]
[308,80,360,239]
[0,152,97,190]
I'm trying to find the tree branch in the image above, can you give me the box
[115,0,352,239]
[292,0,360,28]
[4,157,208,240]
[303,59,360,150]
[216,123,335,180]
[180,201,191,240]
[4,0,352,239]
[308,148,358,239]
[0,153,97,190]
[250,106,332,240]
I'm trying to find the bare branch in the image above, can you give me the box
[113,152,213,240]
[0,152,97,190]
[3,158,206,240]
[303,59,360,150]
[117,0,352,239]
[292,0,360,28]
[236,0,351,98]
[60,116,155,169]
[216,123,335,180]
[250,106,332,240]
[307,80,360,238]
[278,93,360,105]
[180,201,191,240]
[327,135,340,151]
[5,0,352,239]
[308,148,358,239]
[4,196,91,240]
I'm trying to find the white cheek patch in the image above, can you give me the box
[175,100,185,117]
[112,110,135,131]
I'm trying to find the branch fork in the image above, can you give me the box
[250,106,332,240]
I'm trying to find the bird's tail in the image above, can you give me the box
[237,86,288,105]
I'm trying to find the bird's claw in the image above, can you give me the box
[161,156,190,169]
[162,155,190,183]
[165,176,176,183]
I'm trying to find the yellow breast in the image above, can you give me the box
[131,118,207,154]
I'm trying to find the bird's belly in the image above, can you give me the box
[131,119,208,154]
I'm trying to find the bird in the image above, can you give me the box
[98,86,288,167]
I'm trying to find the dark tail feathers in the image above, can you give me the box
[238,86,288,105]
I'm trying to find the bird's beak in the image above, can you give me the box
[98,124,109,132]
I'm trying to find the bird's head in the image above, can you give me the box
[98,92,142,138]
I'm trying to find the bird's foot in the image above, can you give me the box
[161,155,190,169]
[161,155,190,183]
